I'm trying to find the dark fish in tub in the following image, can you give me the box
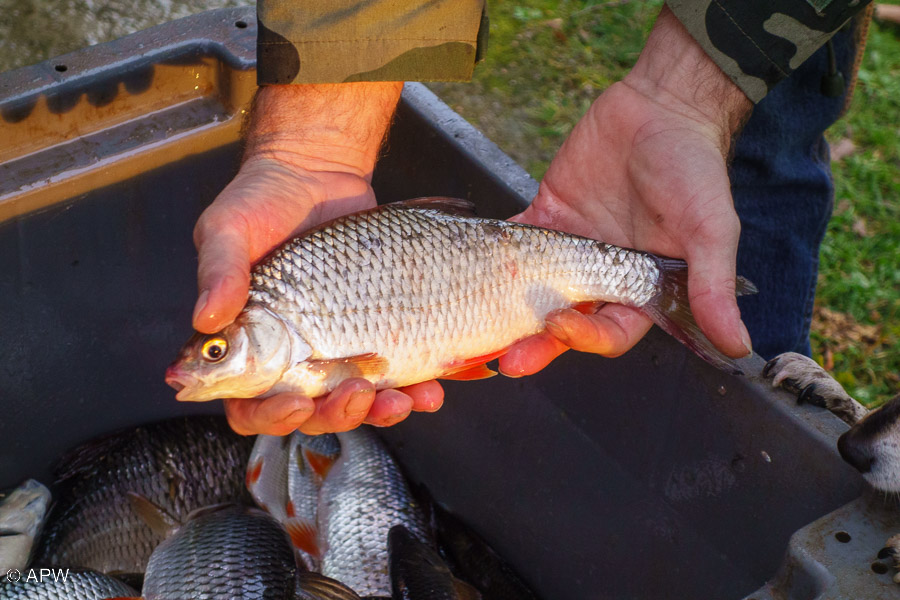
[0,568,137,600]
[32,416,253,580]
[389,525,481,600]
[433,504,538,600]
[0,479,51,572]
[141,504,296,600]
[166,198,756,403]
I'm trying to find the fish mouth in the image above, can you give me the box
[165,365,200,401]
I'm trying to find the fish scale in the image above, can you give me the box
[0,569,137,600]
[318,428,429,598]
[33,417,253,577]
[253,204,657,392]
[168,198,754,402]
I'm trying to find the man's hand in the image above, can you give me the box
[499,6,754,377]
[190,82,444,435]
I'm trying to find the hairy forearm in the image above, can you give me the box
[243,82,404,177]
[625,5,752,154]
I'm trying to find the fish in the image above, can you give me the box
[141,504,296,600]
[294,572,362,600]
[0,480,51,572]
[0,568,137,600]
[432,505,537,600]
[389,525,481,600]
[166,198,756,402]
[32,416,253,580]
[247,433,340,571]
[286,433,340,570]
[317,427,430,597]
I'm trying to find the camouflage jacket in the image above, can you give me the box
[668,0,873,102]
[256,0,869,103]
[256,0,488,85]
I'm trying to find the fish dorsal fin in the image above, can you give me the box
[388,197,476,216]
[127,492,179,538]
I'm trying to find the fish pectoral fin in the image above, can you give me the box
[127,492,179,537]
[439,364,498,381]
[303,447,338,479]
[286,518,321,558]
[307,353,389,381]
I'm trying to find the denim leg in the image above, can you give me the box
[731,28,857,359]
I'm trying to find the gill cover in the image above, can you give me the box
[166,305,303,402]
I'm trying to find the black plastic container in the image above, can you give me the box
[1,9,896,599]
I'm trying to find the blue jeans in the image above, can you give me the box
[731,27,857,359]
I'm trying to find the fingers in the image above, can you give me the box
[224,378,445,436]
[685,233,752,359]
[224,393,315,436]
[499,305,653,377]
[193,220,252,334]
[499,332,569,377]
[398,380,444,413]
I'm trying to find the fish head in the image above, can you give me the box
[166,305,302,402]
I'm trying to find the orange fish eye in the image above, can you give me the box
[201,337,228,362]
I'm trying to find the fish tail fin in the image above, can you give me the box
[640,258,756,376]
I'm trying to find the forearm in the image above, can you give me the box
[243,82,404,177]
[667,0,873,102]
[625,5,753,155]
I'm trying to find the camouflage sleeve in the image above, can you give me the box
[256,0,488,85]
[667,0,873,102]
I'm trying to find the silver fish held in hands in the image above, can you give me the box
[166,198,756,402]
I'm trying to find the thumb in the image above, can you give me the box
[685,239,752,359]
[193,221,252,334]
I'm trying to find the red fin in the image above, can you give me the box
[245,458,263,488]
[440,347,509,381]
[286,501,296,518]
[572,301,603,315]
[286,519,320,557]
[304,448,337,479]
[440,363,498,381]
[308,353,389,380]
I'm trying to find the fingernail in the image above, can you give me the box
[740,322,753,356]
[286,405,313,426]
[192,289,210,325]
[345,388,374,418]
[545,319,569,344]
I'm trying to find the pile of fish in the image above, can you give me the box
[0,416,537,600]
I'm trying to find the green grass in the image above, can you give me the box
[818,14,900,407]
[432,1,900,408]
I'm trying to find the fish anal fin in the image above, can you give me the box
[308,353,389,380]
[127,492,179,538]
[390,197,476,216]
[286,518,321,558]
[303,448,337,479]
